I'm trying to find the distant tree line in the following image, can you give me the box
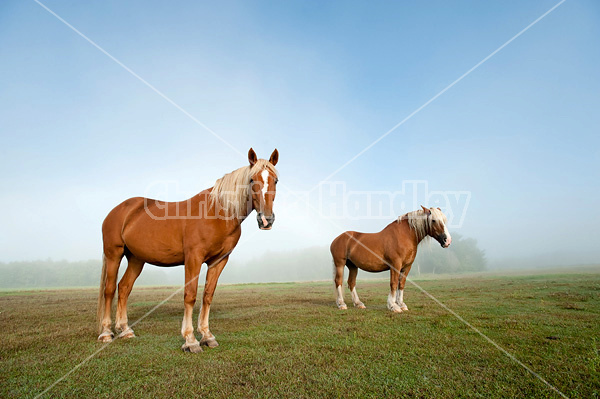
[0,259,180,289]
[413,234,487,275]
[0,234,486,289]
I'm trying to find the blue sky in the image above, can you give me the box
[0,0,599,264]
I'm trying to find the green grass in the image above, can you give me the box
[1,271,599,398]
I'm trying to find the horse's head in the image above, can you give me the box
[421,205,452,248]
[248,148,279,230]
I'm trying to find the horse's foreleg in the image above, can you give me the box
[387,265,403,313]
[396,264,412,311]
[347,265,365,309]
[181,255,203,353]
[115,256,144,339]
[198,256,229,348]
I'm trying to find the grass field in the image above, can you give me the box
[1,270,599,398]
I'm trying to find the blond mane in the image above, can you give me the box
[403,208,447,242]
[209,159,278,218]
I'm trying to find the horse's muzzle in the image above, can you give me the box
[436,234,451,248]
[257,212,275,230]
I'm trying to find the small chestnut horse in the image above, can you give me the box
[98,148,279,353]
[330,206,451,312]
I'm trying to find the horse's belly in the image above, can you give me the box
[349,255,389,272]
[127,244,185,266]
[122,221,185,266]
[125,241,185,266]
[348,245,389,272]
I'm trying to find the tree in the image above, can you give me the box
[414,233,486,274]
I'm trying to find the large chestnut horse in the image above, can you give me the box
[330,206,451,312]
[98,148,279,352]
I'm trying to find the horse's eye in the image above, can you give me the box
[250,179,254,184]
[432,219,436,223]
[275,179,279,184]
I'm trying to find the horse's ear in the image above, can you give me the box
[421,205,431,215]
[437,207,442,211]
[248,148,257,166]
[269,149,279,166]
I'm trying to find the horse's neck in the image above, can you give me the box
[396,217,424,246]
[202,189,251,230]
[230,201,252,227]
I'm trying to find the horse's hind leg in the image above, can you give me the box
[115,255,145,339]
[333,259,347,310]
[98,251,124,342]
[347,263,365,309]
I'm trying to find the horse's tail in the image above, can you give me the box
[332,258,336,281]
[97,254,107,334]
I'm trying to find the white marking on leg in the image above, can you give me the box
[388,292,396,309]
[98,330,113,342]
[198,303,218,347]
[388,292,402,312]
[398,289,408,310]
[351,287,359,304]
[351,287,365,308]
[117,327,135,339]
[336,285,347,309]
[198,304,211,337]
[181,305,197,346]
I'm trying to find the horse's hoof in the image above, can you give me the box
[200,337,219,348]
[388,305,403,313]
[182,342,203,353]
[118,328,136,339]
[338,303,348,310]
[400,304,409,311]
[355,303,366,309]
[97,332,114,343]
